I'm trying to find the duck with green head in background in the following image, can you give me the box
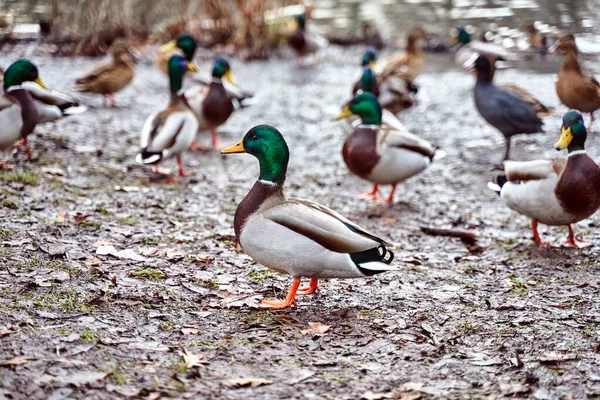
[221,125,395,309]
[1,59,84,165]
[353,47,379,97]
[136,55,199,177]
[0,60,42,167]
[155,34,197,75]
[489,110,600,248]
[335,92,436,204]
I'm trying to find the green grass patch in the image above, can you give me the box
[0,228,12,241]
[80,327,99,342]
[117,215,140,226]
[27,288,93,312]
[1,198,18,209]
[130,268,165,281]
[0,170,39,185]
[189,277,219,289]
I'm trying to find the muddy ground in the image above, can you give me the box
[0,46,599,400]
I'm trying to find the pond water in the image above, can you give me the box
[311,0,600,42]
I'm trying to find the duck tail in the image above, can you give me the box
[135,148,163,165]
[487,174,507,196]
[351,245,395,276]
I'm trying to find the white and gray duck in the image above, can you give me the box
[335,92,436,204]
[221,125,395,309]
[489,110,600,247]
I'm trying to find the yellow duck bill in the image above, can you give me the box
[554,127,573,150]
[35,77,50,89]
[334,106,353,120]
[221,140,246,154]
[223,70,236,85]
[159,40,178,53]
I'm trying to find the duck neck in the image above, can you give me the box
[360,110,382,125]
[476,68,493,84]
[406,36,420,55]
[6,87,38,138]
[234,180,284,240]
[563,47,581,73]
[567,138,586,154]
[257,156,288,186]
[361,67,377,94]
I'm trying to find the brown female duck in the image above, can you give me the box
[553,34,600,123]
[74,39,136,107]
[380,27,428,90]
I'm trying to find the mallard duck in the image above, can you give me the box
[380,27,429,92]
[485,54,553,117]
[184,56,238,149]
[350,48,414,115]
[221,125,395,309]
[467,54,543,161]
[352,47,379,97]
[73,39,136,107]
[0,60,44,167]
[334,92,435,204]
[288,14,328,66]
[155,34,197,75]
[489,110,600,247]
[454,27,516,68]
[552,34,600,124]
[21,80,86,124]
[136,55,198,177]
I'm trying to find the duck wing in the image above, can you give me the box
[503,159,566,182]
[475,85,543,135]
[263,197,391,253]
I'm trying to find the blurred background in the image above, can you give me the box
[0,0,598,58]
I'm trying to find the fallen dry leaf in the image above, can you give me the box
[85,258,102,267]
[179,348,208,368]
[166,248,185,261]
[227,378,273,388]
[96,246,147,261]
[41,166,65,176]
[301,322,330,336]
[94,241,112,248]
[56,210,66,223]
[181,327,199,335]
[399,382,424,392]
[0,356,35,367]
[114,186,140,192]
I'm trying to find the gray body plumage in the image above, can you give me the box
[474,81,543,139]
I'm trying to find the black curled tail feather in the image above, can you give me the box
[351,245,394,276]
[135,148,163,165]
[495,174,508,188]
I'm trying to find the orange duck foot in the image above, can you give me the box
[373,184,397,204]
[298,278,319,295]
[531,220,559,247]
[357,185,379,200]
[151,165,170,175]
[177,156,194,177]
[259,277,300,309]
[190,141,210,151]
[563,225,593,248]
